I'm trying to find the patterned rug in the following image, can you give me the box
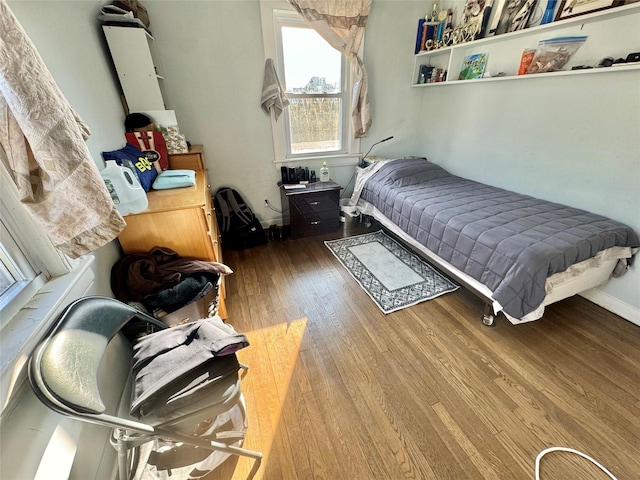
[325,230,458,314]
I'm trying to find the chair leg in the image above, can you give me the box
[116,428,130,480]
[153,426,263,461]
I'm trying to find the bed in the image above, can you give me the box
[349,157,639,325]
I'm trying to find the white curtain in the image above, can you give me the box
[288,0,372,138]
[0,0,125,258]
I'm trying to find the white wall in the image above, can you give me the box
[145,1,283,224]
[144,1,426,226]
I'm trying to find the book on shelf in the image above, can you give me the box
[458,53,488,80]
[415,19,426,54]
[417,64,435,84]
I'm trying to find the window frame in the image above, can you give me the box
[260,1,361,166]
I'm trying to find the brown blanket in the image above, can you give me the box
[111,246,232,303]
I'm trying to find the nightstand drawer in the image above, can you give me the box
[291,215,340,237]
[290,191,339,215]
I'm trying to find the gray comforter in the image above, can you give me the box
[359,158,639,319]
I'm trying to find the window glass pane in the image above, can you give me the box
[0,261,16,297]
[0,222,36,305]
[289,97,341,154]
[281,27,341,93]
[281,25,343,154]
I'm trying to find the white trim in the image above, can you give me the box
[273,153,360,169]
[0,273,47,330]
[34,424,80,480]
[0,255,95,414]
[580,289,640,327]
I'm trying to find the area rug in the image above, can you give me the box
[325,230,458,314]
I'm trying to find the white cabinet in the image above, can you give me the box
[412,3,640,87]
[103,26,167,112]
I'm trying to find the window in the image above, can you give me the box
[0,221,45,327]
[261,3,360,164]
[277,18,348,157]
[0,150,68,326]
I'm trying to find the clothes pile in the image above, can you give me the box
[111,246,232,317]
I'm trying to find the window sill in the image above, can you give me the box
[273,153,360,169]
[0,255,95,414]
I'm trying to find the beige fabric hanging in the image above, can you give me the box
[288,0,372,138]
[0,0,125,258]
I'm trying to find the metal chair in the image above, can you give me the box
[28,296,262,479]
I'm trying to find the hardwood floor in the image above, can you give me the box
[207,219,640,480]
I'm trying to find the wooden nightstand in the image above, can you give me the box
[280,181,342,238]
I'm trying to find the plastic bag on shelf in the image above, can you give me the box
[526,36,587,74]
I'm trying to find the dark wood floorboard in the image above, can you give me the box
[205,218,640,480]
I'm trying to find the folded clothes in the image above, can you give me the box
[144,273,216,313]
[130,316,249,419]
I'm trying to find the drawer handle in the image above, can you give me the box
[310,221,320,225]
[310,201,320,206]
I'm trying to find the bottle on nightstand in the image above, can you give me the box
[320,162,329,182]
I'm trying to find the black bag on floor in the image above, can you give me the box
[214,187,268,250]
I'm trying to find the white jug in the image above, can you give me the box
[101,160,148,215]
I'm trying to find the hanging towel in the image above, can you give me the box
[260,58,289,121]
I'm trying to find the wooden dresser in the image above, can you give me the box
[116,145,227,317]
[280,181,342,238]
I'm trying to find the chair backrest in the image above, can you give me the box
[29,296,166,416]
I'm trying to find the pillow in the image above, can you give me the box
[102,144,158,192]
[388,157,451,187]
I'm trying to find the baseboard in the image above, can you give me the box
[579,289,640,327]
[260,215,283,229]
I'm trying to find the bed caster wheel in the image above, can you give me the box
[481,304,495,326]
[481,313,495,327]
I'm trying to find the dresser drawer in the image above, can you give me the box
[168,145,205,170]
